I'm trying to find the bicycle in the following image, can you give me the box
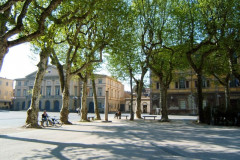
[48,117,62,127]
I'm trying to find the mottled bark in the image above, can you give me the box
[159,78,169,122]
[80,77,88,121]
[0,39,9,71]
[60,75,72,124]
[25,50,49,128]
[92,78,101,120]
[129,70,134,121]
[135,80,144,119]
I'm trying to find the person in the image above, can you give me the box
[42,110,49,126]
[114,110,121,119]
[76,107,81,115]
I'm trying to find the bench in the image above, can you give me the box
[87,116,95,120]
[40,120,52,126]
[142,116,157,120]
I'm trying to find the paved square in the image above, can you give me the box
[0,111,240,159]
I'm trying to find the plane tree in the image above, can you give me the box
[24,0,85,128]
[106,3,138,120]
[216,0,240,81]
[132,0,178,120]
[51,0,129,123]
[107,50,139,121]
[25,27,55,128]
[0,0,62,71]
[172,0,220,123]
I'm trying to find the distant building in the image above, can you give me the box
[0,77,14,110]
[150,70,240,115]
[124,88,151,113]
[13,66,125,112]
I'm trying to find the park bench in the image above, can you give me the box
[87,116,95,120]
[142,115,157,120]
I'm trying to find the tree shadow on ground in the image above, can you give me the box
[1,119,240,160]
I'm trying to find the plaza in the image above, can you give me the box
[0,111,240,160]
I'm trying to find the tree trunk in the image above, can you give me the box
[25,50,49,128]
[224,84,231,111]
[92,78,101,120]
[0,38,8,71]
[196,73,204,123]
[159,79,169,122]
[136,80,144,119]
[129,71,134,121]
[81,77,88,121]
[60,76,72,124]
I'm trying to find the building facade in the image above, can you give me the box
[0,77,14,109]
[150,70,240,115]
[13,66,125,112]
[124,89,151,114]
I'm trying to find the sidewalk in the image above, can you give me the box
[0,114,240,160]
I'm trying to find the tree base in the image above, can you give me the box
[23,123,43,129]
[158,118,170,122]
[80,119,90,122]
[62,121,72,125]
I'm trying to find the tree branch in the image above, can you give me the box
[7,0,62,47]
[0,0,24,13]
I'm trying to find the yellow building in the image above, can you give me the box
[0,77,14,110]
[84,74,125,113]
[150,70,240,115]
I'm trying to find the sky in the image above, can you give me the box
[0,43,131,91]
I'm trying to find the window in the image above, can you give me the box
[55,86,60,95]
[0,80,2,85]
[176,78,189,89]
[229,77,239,87]
[55,80,60,85]
[89,88,93,96]
[195,78,210,88]
[6,82,8,86]
[98,87,102,96]
[202,78,210,88]
[17,89,21,96]
[47,81,51,85]
[98,102,102,108]
[24,81,28,86]
[179,100,186,109]
[23,89,26,96]
[46,86,51,95]
[98,79,102,84]
[203,100,207,108]
[18,81,21,86]
[0,90,1,95]
[29,81,34,86]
